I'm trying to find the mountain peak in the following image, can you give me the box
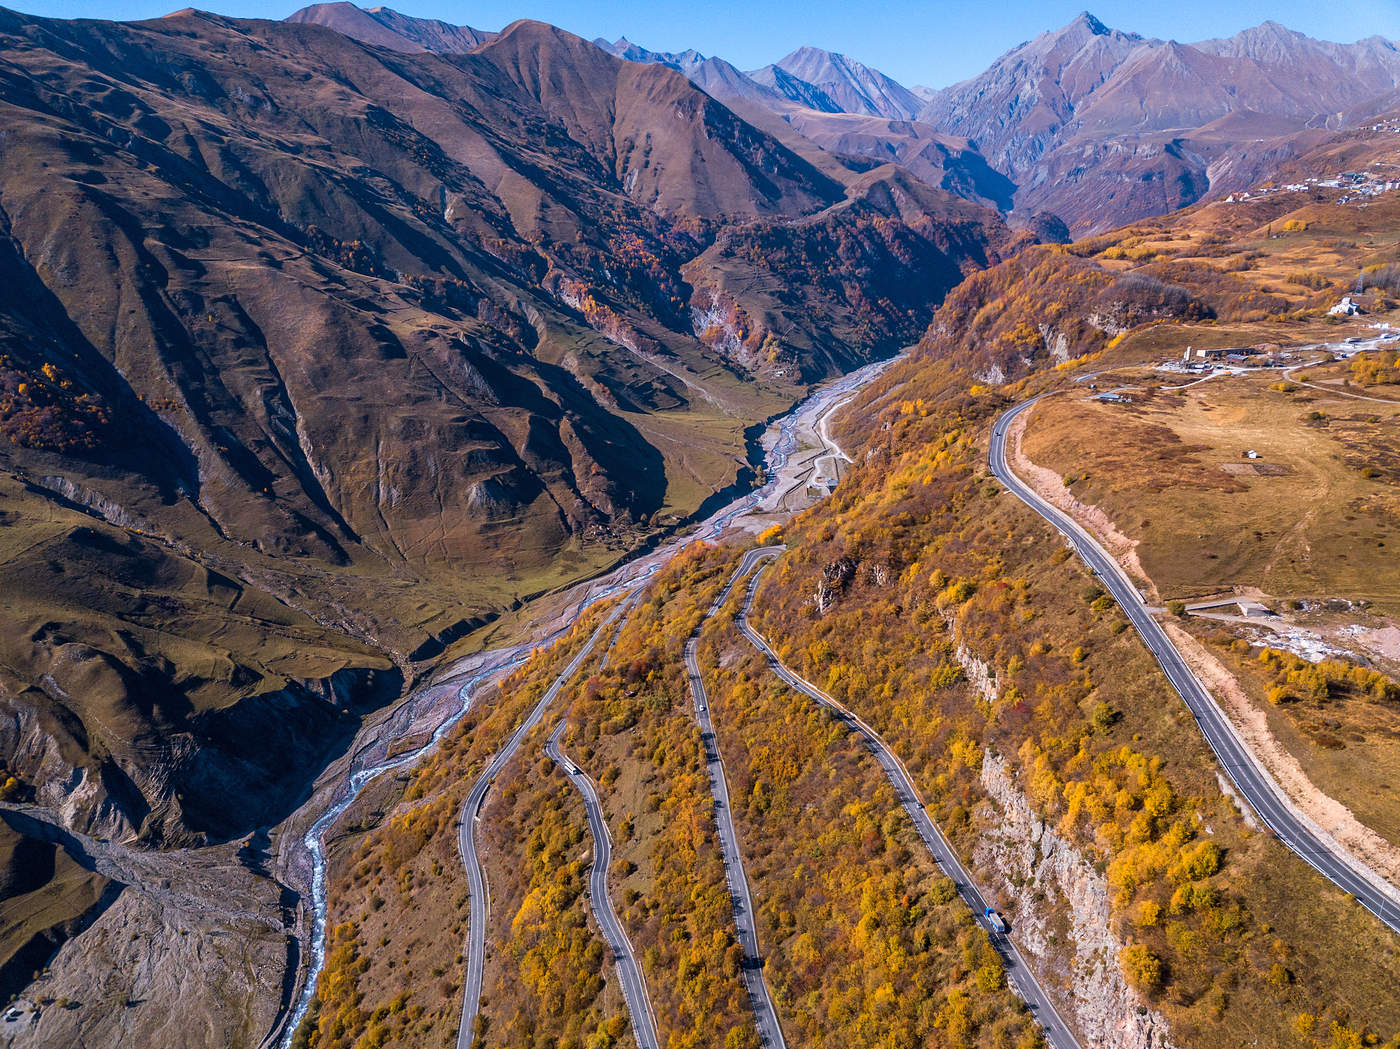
[285,3,490,53]
[1048,10,1134,46]
[1074,11,1109,35]
[769,45,921,120]
[1006,10,1141,60]
[1194,18,1330,63]
[1238,19,1306,43]
[781,43,845,65]
[596,36,709,73]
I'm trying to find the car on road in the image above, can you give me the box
[984,907,1009,933]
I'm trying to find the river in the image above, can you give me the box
[269,349,906,1048]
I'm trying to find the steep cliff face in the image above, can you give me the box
[976,750,1178,1049]
[942,623,1176,1047]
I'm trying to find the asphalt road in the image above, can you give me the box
[683,548,789,1049]
[269,359,904,1049]
[545,721,660,1049]
[456,596,638,1049]
[990,396,1400,936]
[735,564,1083,1049]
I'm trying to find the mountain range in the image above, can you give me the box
[1,0,1395,880]
[3,4,1400,1045]
[293,4,1400,233]
[0,1,1011,852]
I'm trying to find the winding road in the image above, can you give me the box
[735,562,1083,1049]
[990,396,1400,935]
[1283,361,1400,405]
[456,594,639,1049]
[810,390,856,488]
[683,548,789,1049]
[268,353,909,1049]
[545,721,660,1049]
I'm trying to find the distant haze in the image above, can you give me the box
[16,0,1400,87]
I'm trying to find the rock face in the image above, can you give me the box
[919,12,1400,232]
[762,46,923,120]
[941,621,1173,1047]
[976,751,1178,1049]
[814,557,858,614]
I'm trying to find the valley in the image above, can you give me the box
[3,4,1400,1049]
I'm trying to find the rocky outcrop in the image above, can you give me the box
[813,557,857,615]
[0,700,139,844]
[975,750,1177,1049]
[945,621,1000,705]
[939,617,1172,1047]
[1039,324,1072,364]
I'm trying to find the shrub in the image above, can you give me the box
[1287,270,1329,289]
[1121,944,1164,992]
[1091,701,1118,734]
[976,962,1007,992]
[1172,840,1222,882]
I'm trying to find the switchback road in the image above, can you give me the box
[990,396,1400,935]
[545,721,660,1049]
[272,356,903,1049]
[684,548,788,1049]
[457,595,638,1049]
[735,563,1082,1049]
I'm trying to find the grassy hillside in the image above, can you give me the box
[748,352,1400,1049]
[0,7,1020,858]
[287,105,1400,1049]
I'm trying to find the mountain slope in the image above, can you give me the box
[778,110,1016,210]
[298,121,1400,1049]
[745,61,843,112]
[921,12,1400,232]
[920,12,1150,175]
[285,1,491,51]
[765,44,923,120]
[0,6,1013,853]
[592,33,1012,211]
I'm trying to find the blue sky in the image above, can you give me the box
[21,0,1400,88]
